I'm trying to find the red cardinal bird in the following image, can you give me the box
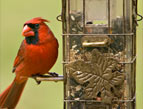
[0,17,59,108]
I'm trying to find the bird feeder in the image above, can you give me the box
[61,0,137,108]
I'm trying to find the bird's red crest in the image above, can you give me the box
[25,17,50,24]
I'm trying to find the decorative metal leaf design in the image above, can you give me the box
[67,49,125,104]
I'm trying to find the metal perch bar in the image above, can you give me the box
[64,96,136,103]
[62,33,134,36]
[34,75,64,82]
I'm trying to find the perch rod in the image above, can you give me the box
[35,75,64,82]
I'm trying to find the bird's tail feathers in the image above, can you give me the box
[0,77,27,108]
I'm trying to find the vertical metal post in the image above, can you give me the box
[108,0,111,33]
[62,0,67,108]
[107,0,111,54]
[83,0,85,33]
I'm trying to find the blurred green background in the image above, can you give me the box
[0,0,142,109]
[0,0,63,109]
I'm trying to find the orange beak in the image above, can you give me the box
[22,25,35,37]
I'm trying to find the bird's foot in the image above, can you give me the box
[31,72,59,84]
[31,74,43,85]
[48,72,59,77]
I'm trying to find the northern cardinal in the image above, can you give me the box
[0,17,59,108]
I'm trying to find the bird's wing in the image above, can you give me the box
[12,41,25,73]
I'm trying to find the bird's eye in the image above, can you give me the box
[35,24,39,28]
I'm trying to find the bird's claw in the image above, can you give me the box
[35,80,41,85]
[31,74,42,85]
[48,72,59,77]
[31,72,59,84]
